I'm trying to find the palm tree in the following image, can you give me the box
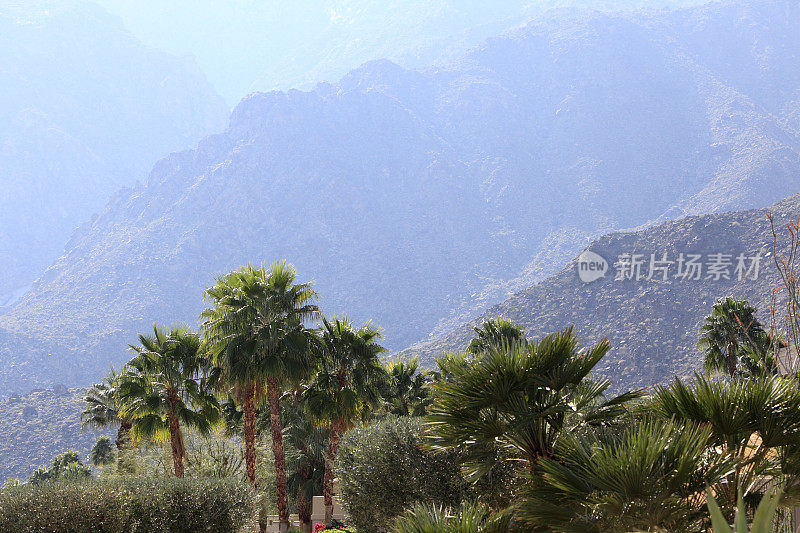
[89,436,115,467]
[81,365,132,451]
[738,339,781,378]
[305,316,388,525]
[427,327,642,482]
[283,397,327,533]
[699,297,768,377]
[649,374,800,508]
[381,355,431,416]
[519,418,732,532]
[118,324,220,478]
[467,317,527,355]
[202,261,318,531]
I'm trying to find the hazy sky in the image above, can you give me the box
[96,1,330,103]
[93,0,707,106]
[1,0,709,106]
[94,0,534,105]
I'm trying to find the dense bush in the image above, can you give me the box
[336,416,466,533]
[0,478,254,532]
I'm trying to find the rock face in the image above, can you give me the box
[0,2,229,307]
[2,0,800,395]
[0,387,106,481]
[405,193,800,392]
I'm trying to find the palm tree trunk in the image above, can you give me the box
[728,340,738,377]
[115,419,132,449]
[242,384,257,486]
[267,376,290,531]
[115,419,135,474]
[323,421,343,526]
[167,409,185,478]
[297,487,312,533]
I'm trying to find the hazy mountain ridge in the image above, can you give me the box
[406,194,800,390]
[2,0,800,395]
[0,2,229,307]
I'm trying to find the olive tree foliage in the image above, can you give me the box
[336,416,466,533]
[0,478,255,533]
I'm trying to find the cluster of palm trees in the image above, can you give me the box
[407,302,800,531]
[77,261,800,532]
[82,261,428,532]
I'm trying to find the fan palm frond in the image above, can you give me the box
[427,327,640,483]
[118,324,220,477]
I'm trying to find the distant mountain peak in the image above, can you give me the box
[2,0,800,397]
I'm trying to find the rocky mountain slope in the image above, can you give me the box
[0,386,105,482]
[4,194,795,483]
[0,2,228,307]
[2,0,800,395]
[406,194,800,391]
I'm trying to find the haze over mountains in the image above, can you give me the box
[0,2,228,308]
[2,0,800,397]
[407,194,797,390]
[96,0,706,105]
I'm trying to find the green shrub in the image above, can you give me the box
[29,450,92,485]
[336,416,466,533]
[0,478,255,533]
[395,502,513,533]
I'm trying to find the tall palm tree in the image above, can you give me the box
[305,316,388,525]
[467,317,527,355]
[202,261,318,532]
[81,365,132,450]
[428,327,642,483]
[118,324,220,478]
[698,297,768,377]
[381,355,431,416]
